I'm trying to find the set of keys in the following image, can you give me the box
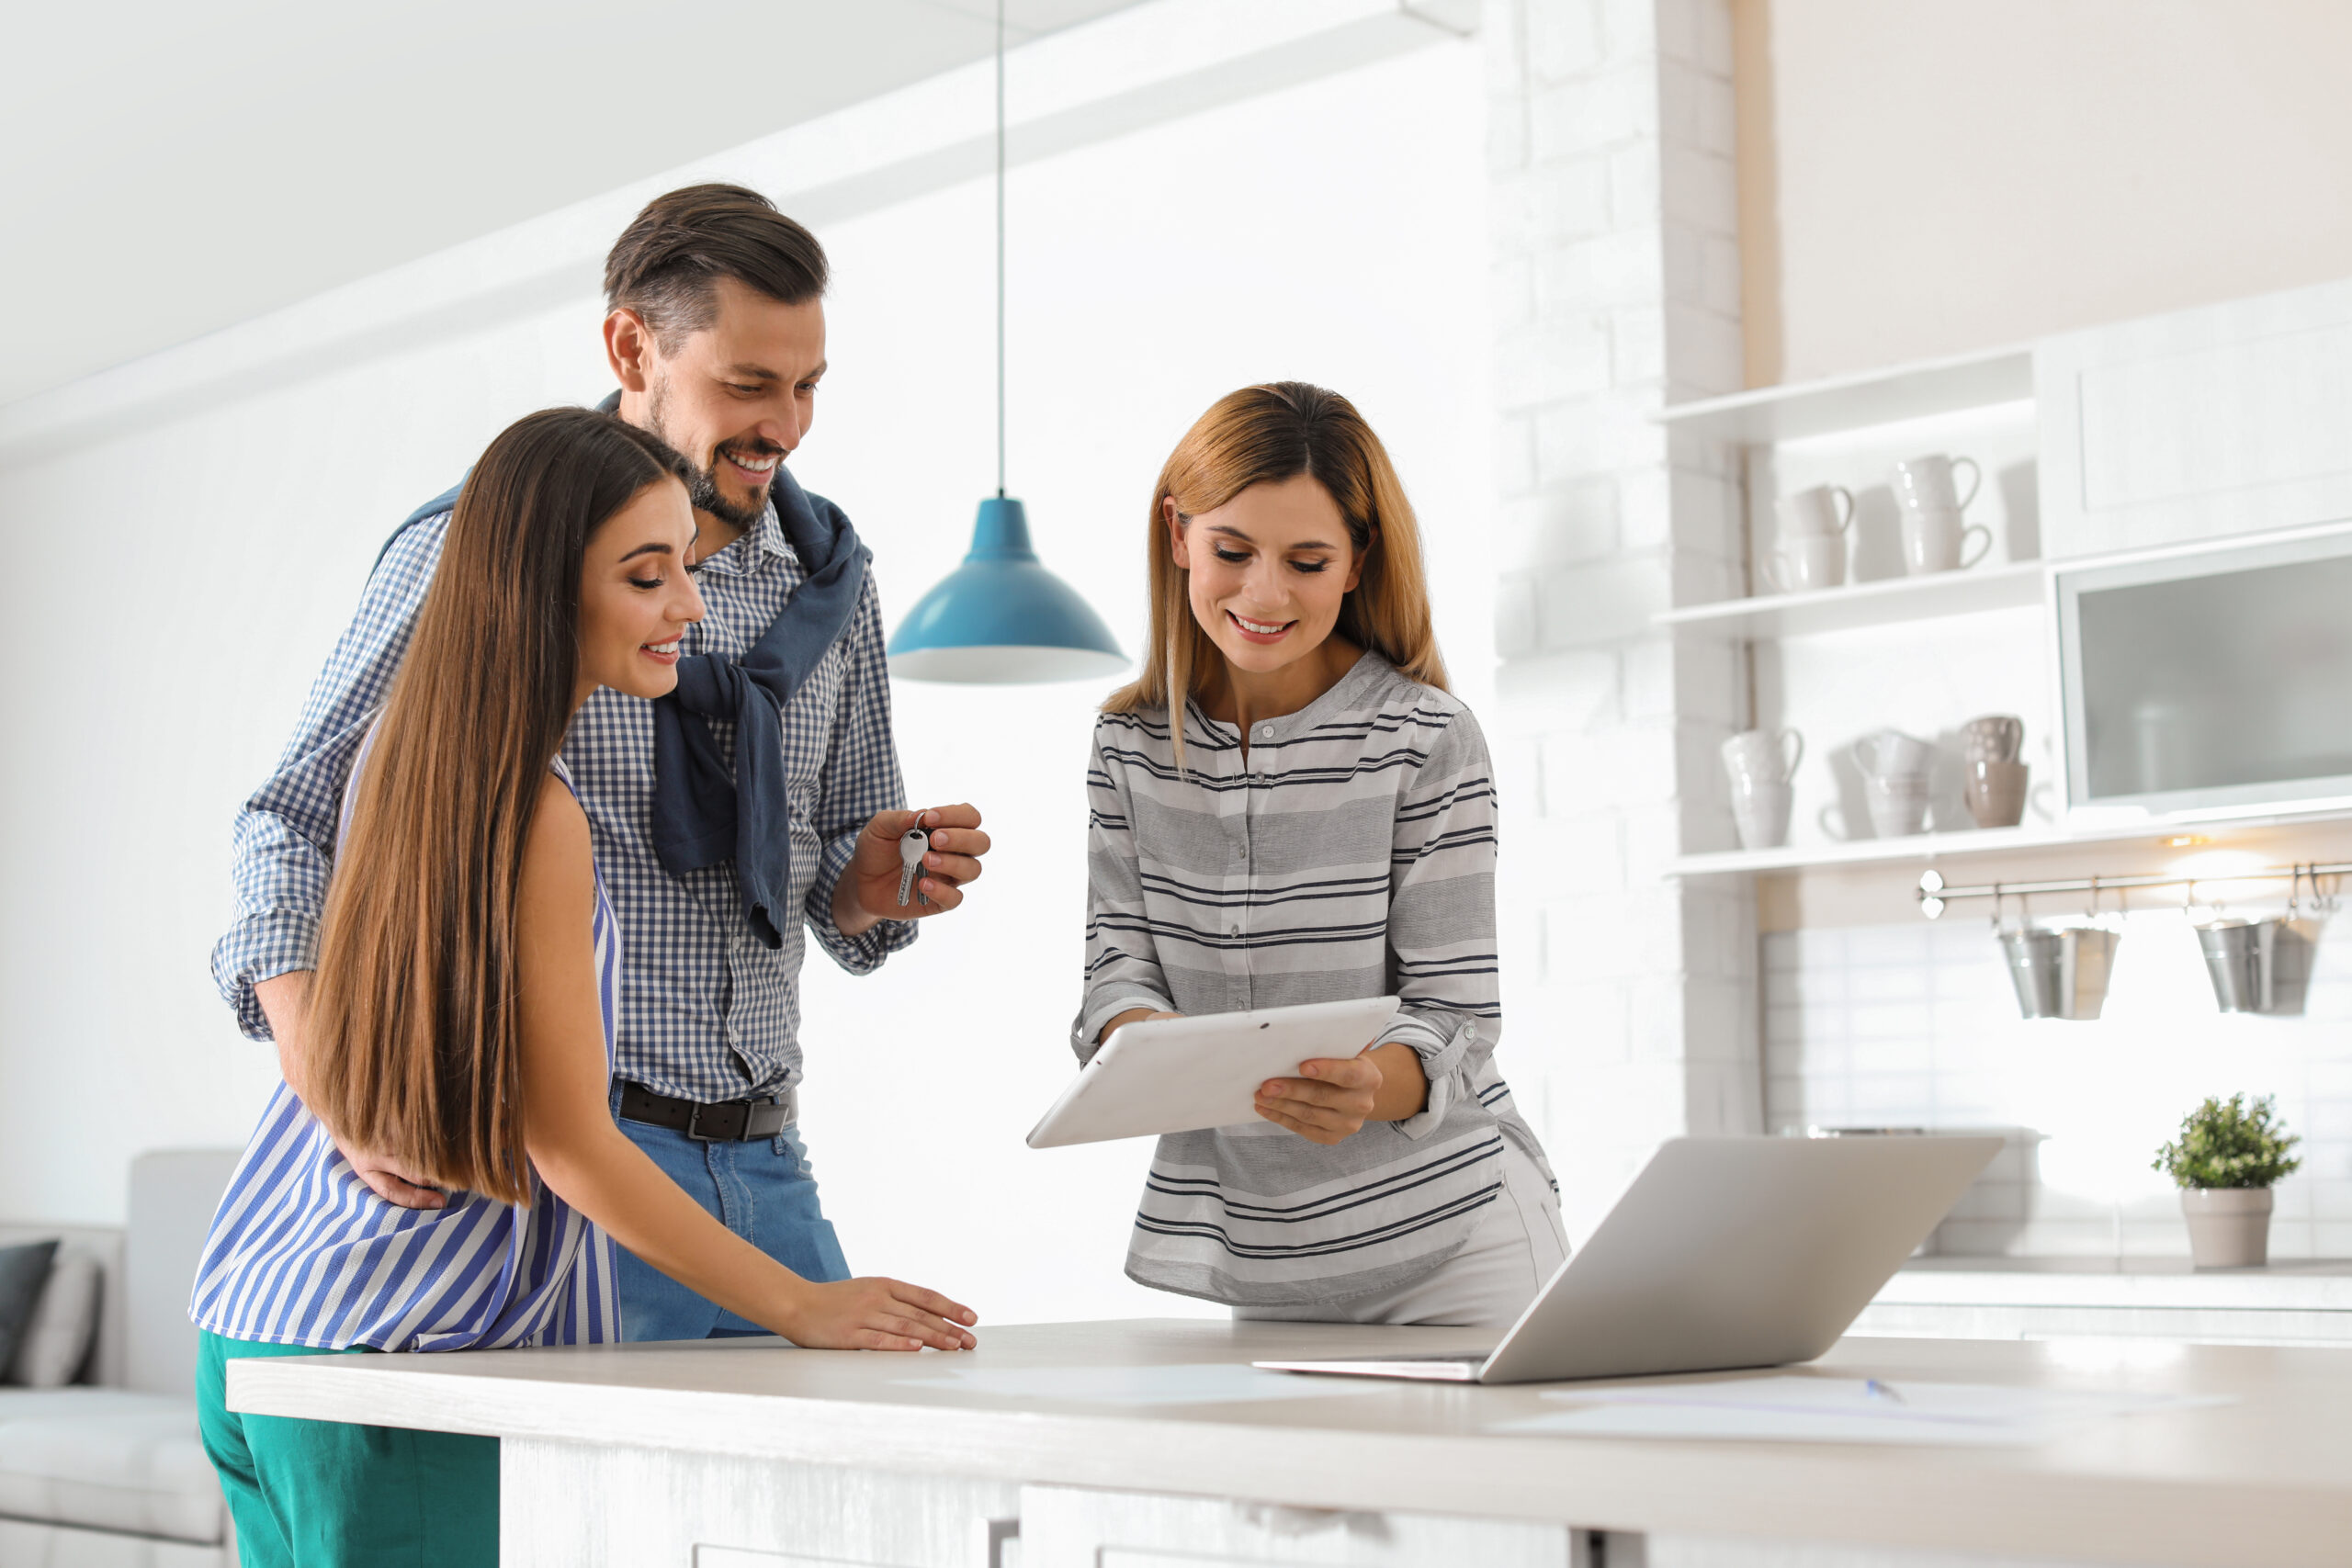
[897,828,931,908]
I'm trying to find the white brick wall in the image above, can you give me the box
[1764,917,2352,1259]
[1487,0,1758,1241]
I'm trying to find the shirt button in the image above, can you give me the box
[1259,725,1274,740]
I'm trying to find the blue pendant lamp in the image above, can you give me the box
[887,0,1125,684]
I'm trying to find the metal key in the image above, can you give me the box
[897,829,930,908]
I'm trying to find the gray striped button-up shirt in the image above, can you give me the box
[212,485,915,1102]
[1075,652,1555,1307]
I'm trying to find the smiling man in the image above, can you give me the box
[214,186,988,1340]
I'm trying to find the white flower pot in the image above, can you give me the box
[2180,1187,2273,1268]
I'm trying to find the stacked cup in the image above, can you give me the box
[1856,728,1935,837]
[1962,715,2028,828]
[1762,485,1853,593]
[1722,728,1804,850]
[1890,454,1992,575]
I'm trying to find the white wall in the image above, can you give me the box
[0,34,1492,1330]
[1484,0,1758,1246]
[790,43,1494,1324]
[1765,914,2352,1260]
[1733,0,2352,385]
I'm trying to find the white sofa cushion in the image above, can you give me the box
[0,1388,225,1545]
[0,1516,228,1567]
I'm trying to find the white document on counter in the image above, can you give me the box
[894,1362,1388,1407]
[1491,1376,2229,1446]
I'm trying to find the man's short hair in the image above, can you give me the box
[604,185,829,345]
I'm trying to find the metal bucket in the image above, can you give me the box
[2197,919,2273,1013]
[1999,925,2120,1021]
[2194,917,2317,1014]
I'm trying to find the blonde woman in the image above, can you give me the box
[1075,381,1565,1325]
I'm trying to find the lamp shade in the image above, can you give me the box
[888,496,1126,683]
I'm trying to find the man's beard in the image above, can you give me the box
[646,378,772,532]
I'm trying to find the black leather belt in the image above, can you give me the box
[617,1082,797,1143]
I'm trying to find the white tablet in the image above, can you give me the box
[1025,997,1402,1150]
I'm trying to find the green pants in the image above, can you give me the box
[196,1331,499,1568]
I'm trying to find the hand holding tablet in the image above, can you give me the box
[1026,997,1402,1149]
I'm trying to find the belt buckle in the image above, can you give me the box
[684,1100,748,1142]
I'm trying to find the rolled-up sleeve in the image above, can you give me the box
[210,516,447,1039]
[803,571,920,976]
[1071,716,1174,1062]
[1374,705,1501,1141]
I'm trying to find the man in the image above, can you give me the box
[213,184,987,1339]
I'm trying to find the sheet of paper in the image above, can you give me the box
[1492,1376,2227,1447]
[894,1362,1387,1407]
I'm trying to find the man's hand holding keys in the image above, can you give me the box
[833,804,990,937]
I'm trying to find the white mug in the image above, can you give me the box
[1863,773,1932,838]
[1890,454,1981,516]
[1730,777,1793,851]
[1902,506,1993,574]
[1773,484,1855,537]
[1759,535,1846,593]
[1820,776,1931,840]
[1855,728,1934,782]
[1723,727,1804,784]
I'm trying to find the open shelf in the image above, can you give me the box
[1668,805,2352,877]
[1652,344,2035,444]
[1657,559,2045,639]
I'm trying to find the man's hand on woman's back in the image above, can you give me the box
[255,971,447,1210]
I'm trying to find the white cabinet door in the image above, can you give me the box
[1017,1483,1577,1568]
[2037,274,2352,558]
[500,1439,1019,1568]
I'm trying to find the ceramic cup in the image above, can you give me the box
[1759,535,1846,593]
[1863,772,1932,837]
[1773,484,1855,537]
[1855,728,1935,782]
[1901,505,1993,575]
[1818,776,1931,840]
[1964,759,2029,829]
[1962,715,2024,764]
[1890,453,1982,516]
[1723,728,1804,784]
[1730,776,1793,851]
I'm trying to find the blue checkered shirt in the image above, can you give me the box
[211,491,917,1101]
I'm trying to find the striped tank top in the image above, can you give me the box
[191,748,621,1351]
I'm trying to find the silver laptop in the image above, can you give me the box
[1254,1134,2000,1385]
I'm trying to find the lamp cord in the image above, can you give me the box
[995,0,1007,500]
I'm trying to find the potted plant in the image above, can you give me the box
[2152,1093,2302,1268]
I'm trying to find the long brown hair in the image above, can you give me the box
[1104,381,1446,762]
[308,408,690,1203]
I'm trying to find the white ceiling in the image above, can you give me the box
[2,0,1144,410]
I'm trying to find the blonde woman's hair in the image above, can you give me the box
[1104,382,1446,761]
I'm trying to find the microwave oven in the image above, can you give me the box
[2056,525,2352,822]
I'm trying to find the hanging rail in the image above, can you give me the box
[1917,862,2352,919]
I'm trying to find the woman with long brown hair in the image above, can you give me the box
[1075,381,1565,1325]
[191,407,975,1568]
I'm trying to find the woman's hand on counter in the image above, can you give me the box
[779,1277,979,1353]
[1255,1043,1428,1145]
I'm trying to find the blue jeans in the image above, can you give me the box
[609,1087,852,1341]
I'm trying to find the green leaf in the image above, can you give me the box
[2153,1093,2302,1190]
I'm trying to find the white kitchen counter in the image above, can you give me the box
[1858,1258,2352,1344]
[228,1317,2352,1568]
